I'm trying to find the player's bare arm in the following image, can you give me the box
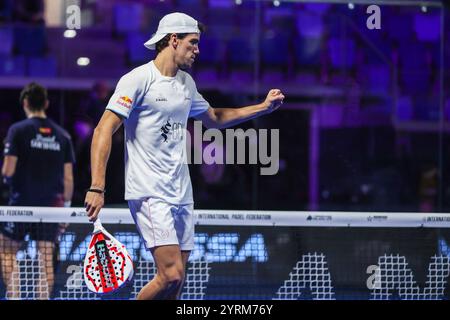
[63,163,74,203]
[1,155,17,178]
[196,89,285,129]
[85,110,123,221]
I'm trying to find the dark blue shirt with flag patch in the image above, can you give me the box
[3,117,75,206]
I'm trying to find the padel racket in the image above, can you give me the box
[84,219,134,294]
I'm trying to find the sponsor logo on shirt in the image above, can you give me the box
[30,134,61,151]
[160,118,183,143]
[160,119,172,143]
[156,96,168,102]
[116,96,133,109]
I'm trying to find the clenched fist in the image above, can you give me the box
[263,89,285,113]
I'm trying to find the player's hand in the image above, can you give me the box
[85,190,104,222]
[263,89,285,113]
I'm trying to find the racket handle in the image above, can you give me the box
[93,218,103,231]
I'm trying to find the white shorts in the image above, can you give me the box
[128,198,194,251]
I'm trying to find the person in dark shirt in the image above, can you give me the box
[0,82,75,299]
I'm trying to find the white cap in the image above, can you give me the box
[144,12,200,50]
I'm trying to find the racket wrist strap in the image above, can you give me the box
[93,219,102,229]
[87,188,106,194]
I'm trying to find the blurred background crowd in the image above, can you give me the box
[0,0,449,213]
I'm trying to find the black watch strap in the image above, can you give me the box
[87,188,106,194]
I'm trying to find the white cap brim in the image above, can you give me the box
[143,33,169,50]
[144,26,201,50]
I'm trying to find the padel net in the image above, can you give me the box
[0,206,450,300]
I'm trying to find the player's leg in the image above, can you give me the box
[169,203,195,299]
[169,250,191,300]
[0,231,21,299]
[129,198,186,300]
[32,222,59,299]
[136,244,185,300]
[36,240,55,299]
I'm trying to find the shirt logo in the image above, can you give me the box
[30,134,61,151]
[160,119,172,143]
[160,118,183,143]
[39,127,52,135]
[116,96,133,109]
[159,230,170,240]
[156,94,168,102]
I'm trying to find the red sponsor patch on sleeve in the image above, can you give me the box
[116,96,133,109]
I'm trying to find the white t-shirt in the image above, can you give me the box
[106,60,210,204]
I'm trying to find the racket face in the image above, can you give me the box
[84,229,134,294]
[101,228,134,282]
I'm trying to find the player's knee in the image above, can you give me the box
[160,265,184,285]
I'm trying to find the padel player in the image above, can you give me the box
[84,12,284,300]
